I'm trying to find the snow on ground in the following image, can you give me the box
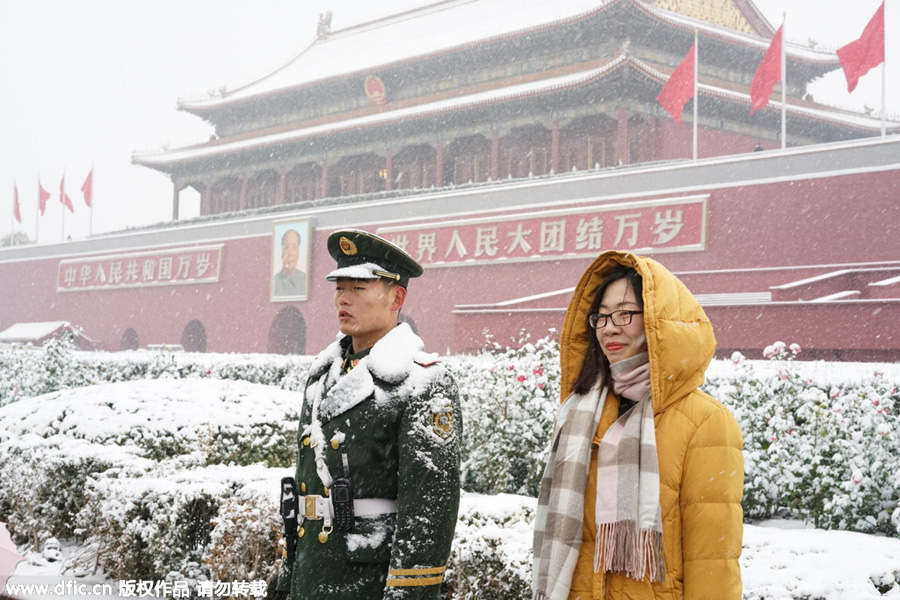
[742,521,900,599]
[6,512,900,599]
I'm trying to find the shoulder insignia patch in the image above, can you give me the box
[431,404,455,439]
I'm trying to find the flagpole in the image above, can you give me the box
[693,28,699,161]
[781,12,787,150]
[35,177,40,244]
[881,1,886,137]
[89,165,94,237]
[61,171,66,242]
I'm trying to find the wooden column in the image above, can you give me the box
[616,108,629,166]
[435,142,445,187]
[490,130,499,181]
[320,160,329,199]
[277,170,287,205]
[550,120,560,174]
[201,182,212,216]
[239,177,249,211]
[385,150,394,192]
[171,184,181,221]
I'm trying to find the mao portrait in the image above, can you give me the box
[271,218,311,301]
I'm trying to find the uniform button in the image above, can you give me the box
[298,527,305,538]
[302,437,311,446]
[331,439,340,450]
[300,482,307,493]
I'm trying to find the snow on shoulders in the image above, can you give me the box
[308,334,346,377]
[367,322,424,384]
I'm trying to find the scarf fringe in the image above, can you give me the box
[594,521,666,582]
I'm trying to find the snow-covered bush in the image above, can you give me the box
[706,348,900,535]
[0,378,300,566]
[449,331,559,497]
[0,333,98,405]
[82,469,220,582]
[0,337,313,408]
[79,464,286,584]
[2,335,900,598]
[443,493,534,599]
[205,494,283,585]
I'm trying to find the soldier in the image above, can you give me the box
[276,229,461,600]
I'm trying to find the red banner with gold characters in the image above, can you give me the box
[376,196,707,267]
[57,244,223,292]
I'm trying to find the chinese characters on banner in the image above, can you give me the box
[377,196,707,266]
[57,245,224,292]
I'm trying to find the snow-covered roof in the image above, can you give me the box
[178,0,835,112]
[136,55,894,168]
[0,321,71,342]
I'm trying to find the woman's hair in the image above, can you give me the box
[570,265,644,395]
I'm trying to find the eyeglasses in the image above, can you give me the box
[588,310,643,329]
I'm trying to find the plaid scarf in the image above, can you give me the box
[596,353,665,581]
[533,354,664,600]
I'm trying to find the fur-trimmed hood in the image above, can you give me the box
[559,251,716,415]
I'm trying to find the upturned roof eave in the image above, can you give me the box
[176,0,613,114]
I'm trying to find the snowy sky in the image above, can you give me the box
[0,0,896,245]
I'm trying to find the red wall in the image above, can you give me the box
[1,161,898,361]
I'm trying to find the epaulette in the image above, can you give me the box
[414,352,441,368]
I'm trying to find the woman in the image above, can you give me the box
[533,251,743,600]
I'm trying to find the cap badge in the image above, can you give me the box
[339,237,358,256]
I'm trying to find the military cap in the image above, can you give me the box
[326,229,424,288]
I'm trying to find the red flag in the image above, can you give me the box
[38,180,51,216]
[13,183,22,223]
[657,43,696,124]
[837,2,885,93]
[60,175,74,213]
[81,169,93,207]
[750,25,783,115]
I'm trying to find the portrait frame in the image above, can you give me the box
[270,218,312,302]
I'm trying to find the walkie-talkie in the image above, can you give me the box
[331,452,355,531]
[331,478,354,530]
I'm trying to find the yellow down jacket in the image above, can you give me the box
[560,252,744,600]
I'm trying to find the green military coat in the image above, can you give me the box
[278,323,461,599]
